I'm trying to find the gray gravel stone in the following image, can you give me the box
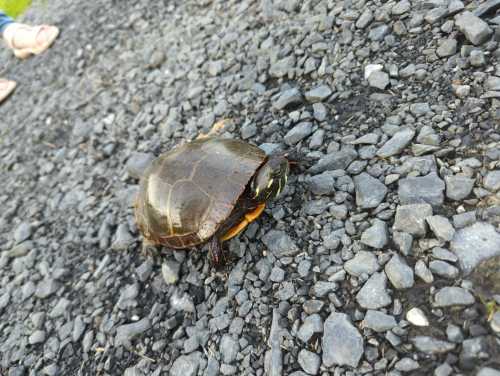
[385,254,414,289]
[126,152,155,179]
[307,171,336,195]
[35,278,59,299]
[473,0,500,17]
[311,281,337,298]
[322,312,364,368]
[297,314,323,343]
[449,0,465,14]
[41,365,58,376]
[29,330,46,345]
[455,11,493,45]
[445,175,475,200]
[452,211,476,229]
[298,349,320,375]
[478,368,500,376]
[356,9,373,28]
[429,260,459,279]
[376,128,415,158]
[82,330,94,353]
[262,230,299,257]
[205,357,220,376]
[469,50,486,66]
[398,172,445,207]
[361,219,388,249]
[368,70,390,90]
[72,315,86,342]
[432,247,458,262]
[270,267,285,282]
[393,231,413,256]
[0,292,11,311]
[309,129,325,149]
[363,310,397,332]
[453,84,471,98]
[437,39,457,57]
[220,335,239,364]
[305,85,332,103]
[220,364,237,375]
[392,0,410,15]
[351,133,379,145]
[31,312,46,329]
[273,88,303,110]
[49,298,71,318]
[393,204,433,237]
[170,352,201,376]
[161,259,180,284]
[136,260,153,282]
[354,173,388,209]
[410,103,431,117]
[14,222,32,243]
[111,224,134,251]
[446,323,464,343]
[406,307,429,327]
[425,8,447,24]
[460,337,490,365]
[426,215,455,242]
[284,122,313,145]
[415,260,434,283]
[369,24,390,41]
[411,336,455,354]
[395,358,420,372]
[450,222,500,275]
[170,291,195,313]
[312,103,327,121]
[309,149,358,174]
[484,170,500,191]
[486,76,500,91]
[434,363,454,376]
[344,251,379,277]
[115,318,151,346]
[356,272,392,309]
[266,309,283,376]
[434,287,475,307]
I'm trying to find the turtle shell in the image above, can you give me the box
[134,137,266,249]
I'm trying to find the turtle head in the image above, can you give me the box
[251,156,289,202]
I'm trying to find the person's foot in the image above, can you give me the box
[0,79,17,104]
[3,23,59,59]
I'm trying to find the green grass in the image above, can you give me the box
[0,0,33,18]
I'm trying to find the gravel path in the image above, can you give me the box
[1,0,499,375]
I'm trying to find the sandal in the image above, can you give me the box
[3,24,59,59]
[0,79,17,104]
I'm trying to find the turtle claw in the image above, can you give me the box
[141,242,161,260]
[196,119,230,140]
[208,237,227,268]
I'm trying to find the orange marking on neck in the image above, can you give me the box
[220,203,266,241]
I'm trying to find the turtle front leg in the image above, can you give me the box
[196,119,229,140]
[141,241,161,260]
[208,236,226,267]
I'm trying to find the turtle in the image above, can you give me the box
[468,255,500,327]
[134,137,290,264]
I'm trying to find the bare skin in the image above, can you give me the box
[3,23,59,59]
[0,23,59,104]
